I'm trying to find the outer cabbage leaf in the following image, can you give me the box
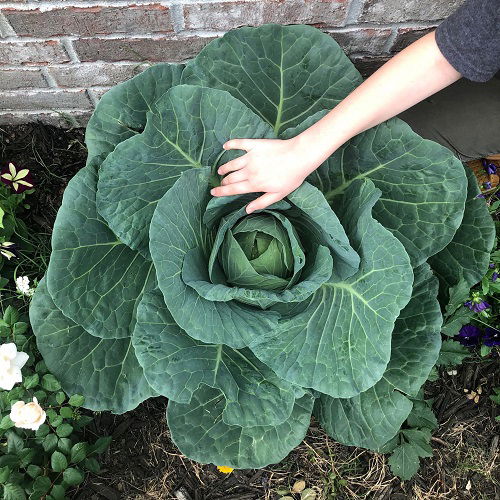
[133,288,304,427]
[428,166,495,302]
[315,263,442,449]
[250,179,413,398]
[85,63,184,166]
[181,23,362,135]
[97,85,274,258]
[167,385,314,469]
[283,114,468,266]
[46,162,155,339]
[30,280,155,414]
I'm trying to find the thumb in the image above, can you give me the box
[223,138,260,152]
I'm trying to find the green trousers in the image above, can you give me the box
[398,76,500,161]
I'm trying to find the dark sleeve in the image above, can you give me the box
[435,0,500,82]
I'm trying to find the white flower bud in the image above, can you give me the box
[10,397,46,431]
[15,276,34,297]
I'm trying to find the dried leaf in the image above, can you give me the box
[292,480,306,493]
[301,489,317,500]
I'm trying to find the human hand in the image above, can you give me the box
[211,136,321,214]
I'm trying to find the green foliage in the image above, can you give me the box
[378,394,438,480]
[436,340,472,367]
[28,23,494,472]
[0,305,111,499]
[0,180,33,270]
[441,195,499,356]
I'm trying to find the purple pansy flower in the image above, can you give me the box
[475,193,486,199]
[465,300,491,313]
[486,163,497,175]
[483,181,492,190]
[490,263,496,269]
[455,324,482,346]
[483,327,500,347]
[493,272,498,282]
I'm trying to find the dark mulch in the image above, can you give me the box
[0,123,498,500]
[0,123,86,229]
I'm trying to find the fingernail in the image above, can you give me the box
[210,189,215,195]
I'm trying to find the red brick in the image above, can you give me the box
[4,5,173,38]
[48,62,150,88]
[183,0,348,31]
[0,68,47,90]
[1,89,92,110]
[350,55,391,78]
[74,36,217,63]
[90,87,113,101]
[328,28,391,55]
[0,41,70,65]
[390,27,435,52]
[360,0,460,23]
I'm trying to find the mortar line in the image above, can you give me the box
[0,61,160,70]
[382,29,399,53]
[60,37,81,63]
[0,12,16,37]
[41,66,58,88]
[344,0,365,25]
[86,88,100,107]
[1,88,94,95]
[0,109,91,113]
[0,31,225,43]
[170,2,185,33]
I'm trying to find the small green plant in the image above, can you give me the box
[378,390,438,481]
[0,162,34,281]
[0,305,111,499]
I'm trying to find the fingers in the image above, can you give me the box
[246,192,283,214]
[221,169,247,186]
[223,138,259,152]
[211,181,254,197]
[218,155,247,176]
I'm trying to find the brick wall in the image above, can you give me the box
[0,0,463,127]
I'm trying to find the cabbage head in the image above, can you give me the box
[30,23,495,469]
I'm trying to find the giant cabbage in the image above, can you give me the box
[30,24,494,469]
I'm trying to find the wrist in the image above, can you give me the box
[290,121,347,175]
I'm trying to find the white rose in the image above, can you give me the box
[0,343,29,390]
[10,397,46,431]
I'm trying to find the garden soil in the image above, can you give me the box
[0,123,498,500]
